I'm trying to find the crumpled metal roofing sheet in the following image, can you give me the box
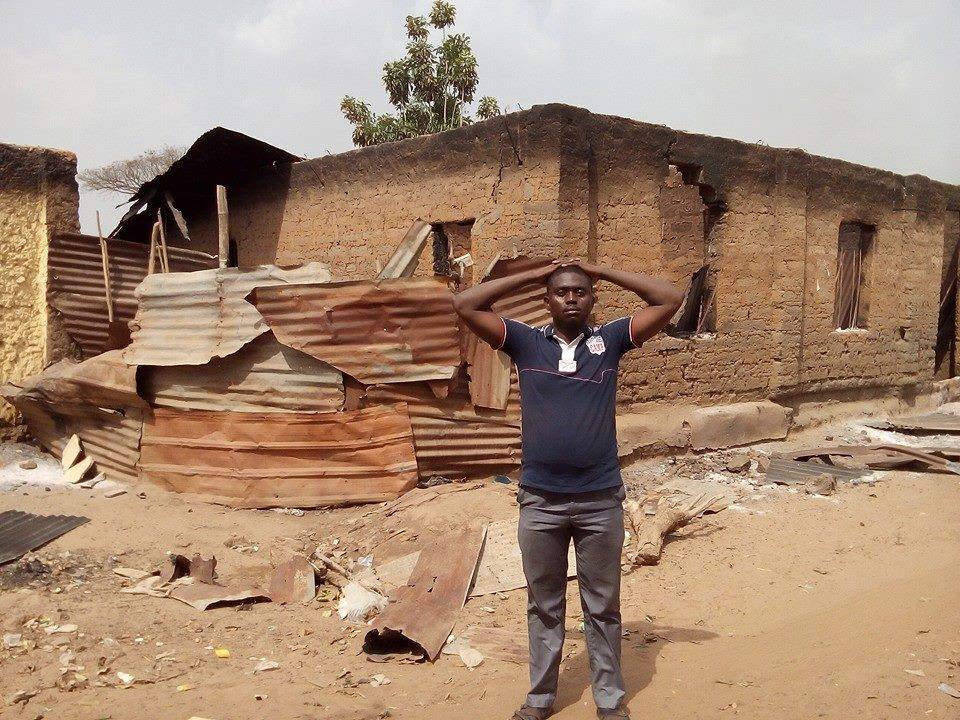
[0,511,90,565]
[48,232,216,358]
[123,262,331,367]
[365,383,520,478]
[250,278,460,384]
[12,350,144,412]
[138,404,419,508]
[140,333,343,413]
[765,458,871,485]
[3,393,143,484]
[468,256,551,410]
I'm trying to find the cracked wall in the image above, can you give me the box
[186,104,959,410]
[187,105,569,279]
[0,143,79,425]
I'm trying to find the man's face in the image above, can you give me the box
[544,269,595,327]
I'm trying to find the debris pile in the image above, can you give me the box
[1,228,542,507]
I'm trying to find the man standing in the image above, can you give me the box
[454,260,683,719]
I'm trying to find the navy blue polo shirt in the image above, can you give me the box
[497,316,639,493]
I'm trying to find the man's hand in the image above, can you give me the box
[453,262,556,348]
[557,260,684,345]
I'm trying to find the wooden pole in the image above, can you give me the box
[148,222,159,275]
[156,209,170,273]
[216,185,229,269]
[96,211,114,322]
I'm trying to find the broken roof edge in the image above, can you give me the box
[287,103,959,207]
[110,126,303,240]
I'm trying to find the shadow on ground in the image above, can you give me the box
[554,621,718,712]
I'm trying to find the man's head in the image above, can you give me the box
[544,265,595,329]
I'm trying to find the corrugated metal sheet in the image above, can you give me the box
[765,458,871,485]
[0,511,90,565]
[12,350,144,412]
[366,525,486,660]
[48,232,216,358]
[467,257,551,409]
[140,333,343,413]
[365,383,520,478]
[869,413,960,433]
[251,278,460,385]
[123,262,331,367]
[2,394,143,483]
[138,404,419,508]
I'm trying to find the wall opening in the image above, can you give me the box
[935,211,960,377]
[431,220,475,286]
[661,164,724,336]
[834,221,875,330]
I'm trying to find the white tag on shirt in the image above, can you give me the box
[558,359,577,374]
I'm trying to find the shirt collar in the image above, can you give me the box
[543,323,595,342]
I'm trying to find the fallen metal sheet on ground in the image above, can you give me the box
[765,458,872,485]
[865,413,960,434]
[140,333,343,413]
[250,278,460,384]
[2,390,143,484]
[364,383,520,478]
[9,350,145,412]
[168,582,269,611]
[123,262,331,367]
[365,525,486,660]
[781,445,923,470]
[48,232,216,358]
[367,518,577,598]
[138,404,419,508]
[467,256,552,410]
[0,511,89,565]
[267,556,316,604]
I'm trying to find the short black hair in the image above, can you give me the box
[546,265,593,288]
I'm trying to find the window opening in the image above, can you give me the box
[431,220,475,285]
[663,163,725,336]
[935,212,960,376]
[834,221,875,329]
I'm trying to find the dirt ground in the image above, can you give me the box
[1,424,959,720]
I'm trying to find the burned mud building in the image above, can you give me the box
[121,104,960,410]
[2,104,959,505]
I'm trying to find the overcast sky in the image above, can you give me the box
[3,0,958,234]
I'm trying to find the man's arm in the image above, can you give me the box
[453,264,555,347]
[579,263,685,344]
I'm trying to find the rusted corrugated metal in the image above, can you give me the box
[123,262,331,367]
[0,511,90,565]
[48,232,216,358]
[366,525,486,660]
[138,404,419,508]
[140,333,343,413]
[365,383,520,478]
[12,350,144,412]
[869,413,960,433]
[5,394,143,483]
[467,257,551,409]
[765,458,871,485]
[250,278,461,385]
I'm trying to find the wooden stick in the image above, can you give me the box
[156,209,170,273]
[95,211,114,322]
[216,185,229,269]
[148,222,159,275]
[627,492,724,567]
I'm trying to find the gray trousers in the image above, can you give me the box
[518,485,626,711]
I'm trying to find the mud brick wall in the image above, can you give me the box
[191,104,960,409]
[187,105,576,280]
[0,143,79,424]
